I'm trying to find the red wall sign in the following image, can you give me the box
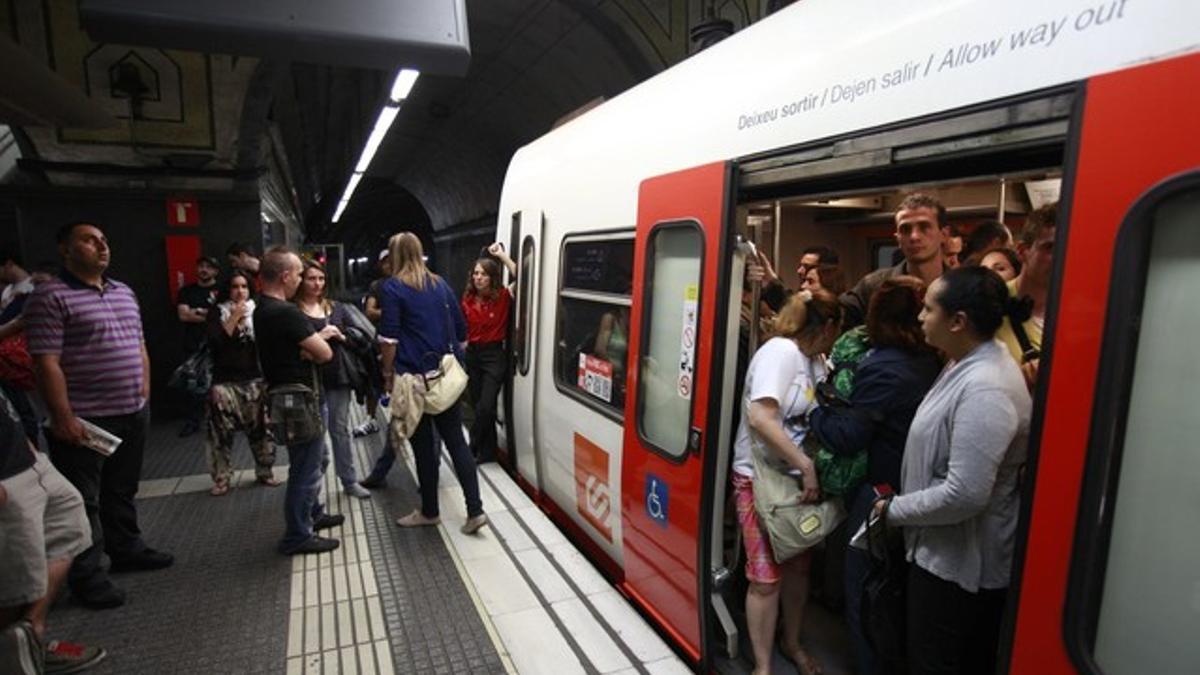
[165,235,201,303]
[166,198,200,226]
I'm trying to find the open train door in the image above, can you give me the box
[510,211,546,491]
[1007,54,1200,674]
[621,161,734,664]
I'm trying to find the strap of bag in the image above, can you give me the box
[1007,295,1039,363]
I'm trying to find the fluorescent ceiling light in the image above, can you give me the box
[332,198,350,223]
[389,69,420,102]
[354,105,400,173]
[344,172,363,199]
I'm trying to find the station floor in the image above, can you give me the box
[43,407,692,675]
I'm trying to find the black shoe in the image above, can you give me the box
[74,582,125,610]
[177,420,199,438]
[359,475,387,489]
[109,548,174,573]
[284,536,340,555]
[312,513,345,531]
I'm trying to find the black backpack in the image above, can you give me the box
[861,505,908,674]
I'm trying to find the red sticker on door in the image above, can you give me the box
[574,433,613,542]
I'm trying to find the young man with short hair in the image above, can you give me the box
[174,256,220,437]
[996,203,1057,391]
[254,247,342,555]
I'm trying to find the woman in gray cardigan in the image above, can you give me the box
[874,266,1031,675]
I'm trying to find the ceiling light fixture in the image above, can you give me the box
[332,68,420,223]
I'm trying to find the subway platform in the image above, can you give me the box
[42,407,691,675]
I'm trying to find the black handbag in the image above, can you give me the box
[168,343,212,397]
[861,502,908,674]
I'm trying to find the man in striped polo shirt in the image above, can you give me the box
[24,222,173,610]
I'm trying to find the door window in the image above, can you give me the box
[515,234,536,375]
[1085,184,1200,674]
[637,223,703,458]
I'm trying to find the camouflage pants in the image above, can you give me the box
[206,380,274,484]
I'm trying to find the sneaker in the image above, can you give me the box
[109,547,174,573]
[45,640,107,674]
[359,474,387,489]
[352,420,380,437]
[395,511,440,527]
[0,620,42,674]
[461,514,489,535]
[343,483,371,499]
[312,513,345,531]
[284,536,340,555]
[74,581,126,610]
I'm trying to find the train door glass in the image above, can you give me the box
[638,224,703,457]
[516,234,536,375]
[1088,185,1200,674]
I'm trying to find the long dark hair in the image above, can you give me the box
[463,257,503,301]
[219,269,256,303]
[866,275,930,352]
[933,266,1027,339]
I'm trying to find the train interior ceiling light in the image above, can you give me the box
[332,68,419,224]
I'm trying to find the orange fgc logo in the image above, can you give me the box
[574,433,613,542]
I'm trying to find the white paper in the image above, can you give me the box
[78,419,123,456]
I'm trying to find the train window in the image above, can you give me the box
[554,237,634,417]
[515,234,536,375]
[1077,183,1200,674]
[638,223,703,458]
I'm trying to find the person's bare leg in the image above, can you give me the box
[25,557,69,640]
[780,555,822,675]
[746,580,780,675]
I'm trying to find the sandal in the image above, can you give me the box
[395,511,440,527]
[256,476,282,487]
[209,481,230,496]
[782,645,823,675]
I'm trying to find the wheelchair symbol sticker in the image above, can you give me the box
[645,473,669,528]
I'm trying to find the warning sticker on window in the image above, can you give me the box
[578,353,614,403]
[678,284,698,398]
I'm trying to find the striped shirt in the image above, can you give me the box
[24,271,147,417]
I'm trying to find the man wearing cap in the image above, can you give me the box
[175,256,220,437]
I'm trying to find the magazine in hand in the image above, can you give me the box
[78,419,123,456]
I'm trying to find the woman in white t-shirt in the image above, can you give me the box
[733,289,842,675]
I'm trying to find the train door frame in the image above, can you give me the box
[510,210,547,492]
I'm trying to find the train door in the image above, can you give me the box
[510,211,545,491]
[1007,53,1200,673]
[620,161,735,662]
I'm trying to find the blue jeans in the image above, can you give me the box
[280,435,327,552]
[411,402,482,519]
[321,387,359,487]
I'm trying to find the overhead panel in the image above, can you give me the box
[79,0,470,74]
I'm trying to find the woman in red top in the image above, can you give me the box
[461,244,516,462]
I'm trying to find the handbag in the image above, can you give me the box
[749,434,846,563]
[168,343,212,397]
[861,499,908,673]
[0,333,35,390]
[265,367,324,445]
[419,283,469,415]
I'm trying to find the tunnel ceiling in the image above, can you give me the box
[1,0,794,251]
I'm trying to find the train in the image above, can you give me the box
[487,0,1200,672]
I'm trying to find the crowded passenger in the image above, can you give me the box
[379,232,487,535]
[759,245,839,312]
[226,242,261,277]
[461,244,516,463]
[961,219,1013,266]
[24,222,173,609]
[808,276,941,675]
[0,388,106,674]
[733,290,843,675]
[294,259,371,499]
[941,225,963,269]
[175,255,221,438]
[841,193,949,328]
[978,246,1022,282]
[799,263,847,297]
[0,251,34,337]
[995,203,1057,391]
[204,270,278,496]
[253,247,342,555]
[874,265,1031,675]
[351,249,392,439]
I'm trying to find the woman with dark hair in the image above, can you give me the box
[874,266,1031,675]
[381,232,486,534]
[294,259,371,499]
[461,244,515,462]
[205,270,278,495]
[808,276,942,674]
[733,290,842,675]
[977,246,1022,282]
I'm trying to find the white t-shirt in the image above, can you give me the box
[0,277,33,311]
[732,336,827,478]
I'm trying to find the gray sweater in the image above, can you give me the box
[888,339,1031,592]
